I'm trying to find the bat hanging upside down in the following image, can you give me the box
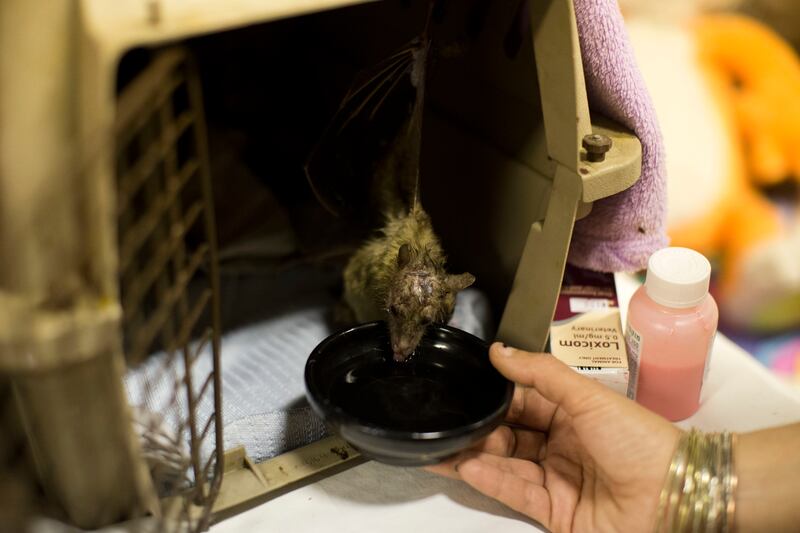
[306,2,481,361]
[342,204,474,361]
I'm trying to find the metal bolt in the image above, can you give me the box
[582,133,612,162]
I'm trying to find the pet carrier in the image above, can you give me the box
[0,0,641,530]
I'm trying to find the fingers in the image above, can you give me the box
[425,425,546,479]
[483,424,547,461]
[460,452,545,485]
[457,455,551,527]
[505,383,558,432]
[424,459,462,480]
[490,342,607,419]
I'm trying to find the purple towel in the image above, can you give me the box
[567,0,668,273]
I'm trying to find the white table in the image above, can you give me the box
[211,274,800,533]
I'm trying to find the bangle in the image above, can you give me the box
[654,429,737,533]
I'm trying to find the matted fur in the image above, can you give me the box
[343,205,474,361]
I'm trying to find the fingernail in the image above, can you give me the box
[497,342,513,356]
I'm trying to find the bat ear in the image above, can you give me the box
[397,244,413,268]
[447,272,475,291]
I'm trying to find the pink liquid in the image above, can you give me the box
[627,286,718,421]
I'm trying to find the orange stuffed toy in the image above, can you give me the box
[625,8,800,333]
[697,15,800,186]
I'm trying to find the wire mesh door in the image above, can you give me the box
[115,47,223,532]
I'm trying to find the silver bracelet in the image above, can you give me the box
[655,429,737,533]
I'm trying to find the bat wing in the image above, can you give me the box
[304,39,427,223]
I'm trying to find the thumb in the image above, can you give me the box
[489,342,608,417]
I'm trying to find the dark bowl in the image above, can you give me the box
[304,321,513,466]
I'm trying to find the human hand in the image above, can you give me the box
[427,343,680,532]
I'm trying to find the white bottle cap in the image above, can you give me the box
[645,247,711,308]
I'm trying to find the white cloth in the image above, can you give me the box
[125,284,493,463]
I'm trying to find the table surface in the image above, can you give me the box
[210,273,800,533]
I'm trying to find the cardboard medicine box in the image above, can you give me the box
[548,265,630,396]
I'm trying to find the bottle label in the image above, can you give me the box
[624,322,642,400]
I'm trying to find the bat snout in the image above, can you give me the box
[392,339,415,362]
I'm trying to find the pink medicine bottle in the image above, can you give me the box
[626,247,718,421]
